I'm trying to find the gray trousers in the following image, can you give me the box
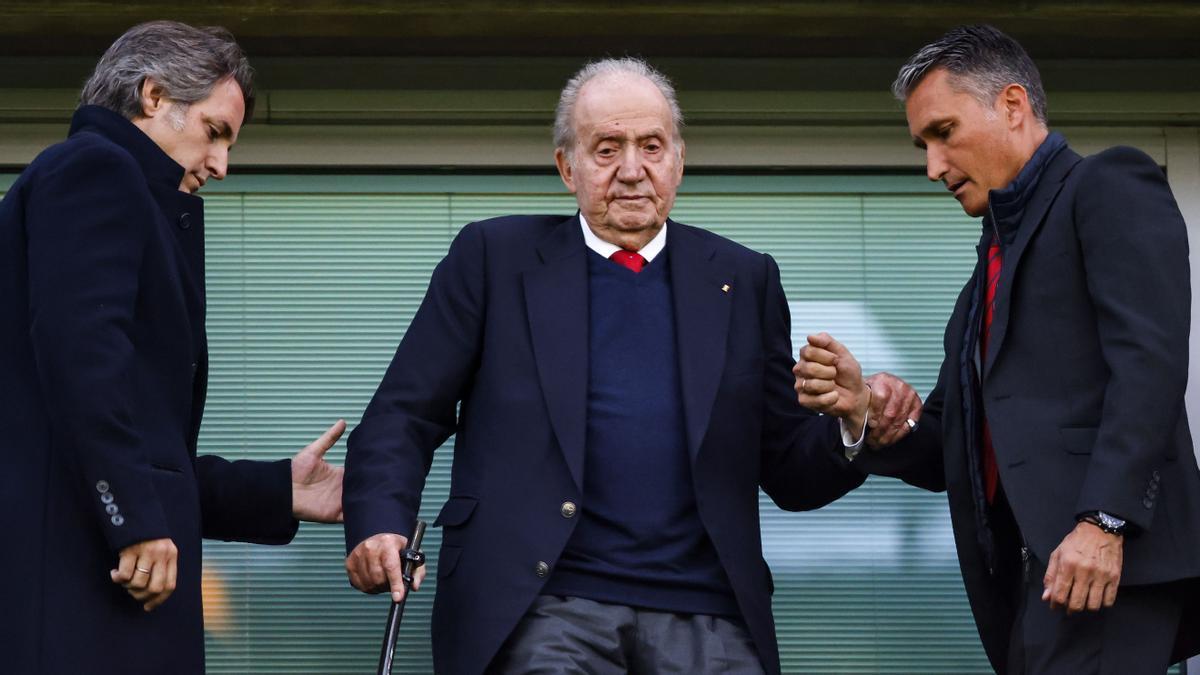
[487,595,766,674]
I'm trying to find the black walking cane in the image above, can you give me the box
[377,520,427,675]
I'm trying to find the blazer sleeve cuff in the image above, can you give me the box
[197,456,299,544]
[1075,465,1160,533]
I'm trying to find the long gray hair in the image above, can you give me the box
[80,20,255,122]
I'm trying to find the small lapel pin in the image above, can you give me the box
[721,284,731,293]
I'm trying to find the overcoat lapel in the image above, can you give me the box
[983,149,1082,379]
[160,189,208,347]
[523,216,589,490]
[667,221,734,461]
[155,187,210,446]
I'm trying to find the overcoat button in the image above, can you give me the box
[560,501,577,518]
[179,213,192,230]
[534,561,550,578]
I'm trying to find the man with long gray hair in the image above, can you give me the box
[342,56,919,674]
[0,20,345,674]
[796,24,1200,672]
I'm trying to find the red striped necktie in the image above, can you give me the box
[981,237,1002,503]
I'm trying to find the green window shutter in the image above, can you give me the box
[201,192,457,673]
[671,188,987,673]
[5,173,1013,673]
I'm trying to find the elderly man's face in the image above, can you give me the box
[555,73,684,249]
[135,77,244,193]
[906,68,1026,217]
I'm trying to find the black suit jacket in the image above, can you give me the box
[344,214,867,675]
[862,144,1200,671]
[0,106,298,674]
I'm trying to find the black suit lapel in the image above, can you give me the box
[983,148,1082,380]
[667,222,734,461]
[523,216,589,490]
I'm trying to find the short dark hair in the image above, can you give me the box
[80,20,256,123]
[892,24,1047,125]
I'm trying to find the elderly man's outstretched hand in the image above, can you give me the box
[794,333,870,435]
[794,332,922,447]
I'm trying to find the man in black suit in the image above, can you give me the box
[796,24,1200,674]
[342,57,918,674]
[0,21,345,674]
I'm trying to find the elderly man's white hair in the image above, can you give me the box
[553,57,685,162]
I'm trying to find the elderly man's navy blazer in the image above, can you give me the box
[345,214,868,674]
[0,106,298,674]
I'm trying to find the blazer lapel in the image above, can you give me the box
[523,216,589,490]
[984,148,1082,379]
[668,221,734,461]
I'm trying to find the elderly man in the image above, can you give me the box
[0,21,345,674]
[797,25,1200,673]
[343,58,914,674]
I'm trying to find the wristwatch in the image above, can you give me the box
[1078,511,1127,536]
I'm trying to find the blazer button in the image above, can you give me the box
[95,480,110,493]
[105,504,119,516]
[534,561,550,578]
[100,493,114,505]
[560,501,577,519]
[111,515,125,526]
[1143,498,1155,509]
[178,213,192,230]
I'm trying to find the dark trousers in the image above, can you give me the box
[487,595,765,674]
[990,489,1187,675]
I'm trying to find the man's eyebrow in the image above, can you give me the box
[912,117,952,149]
[590,128,667,144]
[591,130,625,143]
[206,116,235,139]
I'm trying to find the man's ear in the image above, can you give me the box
[555,147,577,193]
[675,140,686,185]
[1001,83,1031,130]
[138,78,168,119]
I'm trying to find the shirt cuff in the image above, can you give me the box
[840,413,868,461]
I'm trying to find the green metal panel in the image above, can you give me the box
[191,174,950,196]
[2,174,1023,673]
[671,191,985,673]
[200,191,456,673]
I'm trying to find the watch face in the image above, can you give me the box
[1098,512,1126,530]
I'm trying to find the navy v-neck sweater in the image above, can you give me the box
[543,249,738,616]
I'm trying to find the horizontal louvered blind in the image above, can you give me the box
[671,188,984,673]
[4,173,999,673]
